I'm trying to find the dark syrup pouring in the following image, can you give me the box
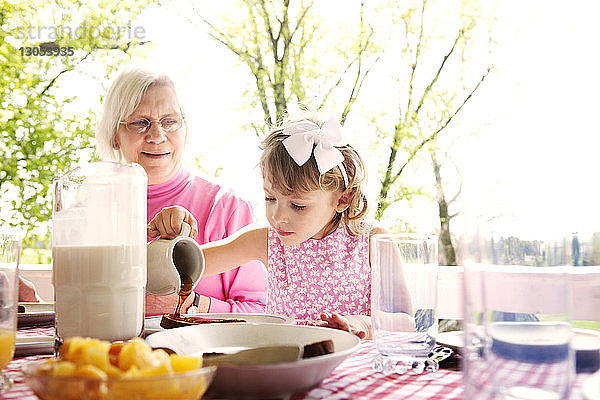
[174,274,193,317]
[161,243,246,328]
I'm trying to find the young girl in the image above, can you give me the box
[148,113,411,339]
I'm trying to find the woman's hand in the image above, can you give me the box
[318,313,371,339]
[147,205,199,239]
[145,291,207,315]
[145,293,179,314]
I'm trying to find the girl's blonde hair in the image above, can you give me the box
[260,113,368,236]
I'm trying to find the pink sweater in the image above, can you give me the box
[147,167,267,313]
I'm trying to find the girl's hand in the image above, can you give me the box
[147,205,198,239]
[319,313,371,339]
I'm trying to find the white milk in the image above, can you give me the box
[53,245,146,341]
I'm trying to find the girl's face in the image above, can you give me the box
[263,179,343,246]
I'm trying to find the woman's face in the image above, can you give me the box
[115,84,186,185]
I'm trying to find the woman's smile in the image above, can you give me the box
[142,151,170,158]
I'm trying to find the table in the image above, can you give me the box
[294,343,590,400]
[1,326,593,400]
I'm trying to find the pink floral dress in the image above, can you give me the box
[266,222,371,320]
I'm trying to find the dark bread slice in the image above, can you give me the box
[159,313,246,329]
[302,339,334,358]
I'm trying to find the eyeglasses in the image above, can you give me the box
[119,115,185,134]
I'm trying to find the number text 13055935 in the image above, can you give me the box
[19,46,74,56]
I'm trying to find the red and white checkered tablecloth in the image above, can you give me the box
[16,326,54,339]
[291,341,591,400]
[1,355,52,400]
[292,341,463,400]
[1,327,592,400]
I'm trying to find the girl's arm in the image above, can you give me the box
[148,205,269,277]
[201,225,268,276]
[146,227,267,314]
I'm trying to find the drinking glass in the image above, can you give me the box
[0,231,20,391]
[371,233,438,374]
[461,229,574,400]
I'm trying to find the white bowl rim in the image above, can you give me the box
[146,322,361,367]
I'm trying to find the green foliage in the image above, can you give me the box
[21,247,52,264]
[373,0,494,221]
[185,0,380,129]
[0,0,151,243]
[187,1,494,232]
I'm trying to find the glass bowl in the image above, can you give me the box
[22,359,216,400]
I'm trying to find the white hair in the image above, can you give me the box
[95,67,182,161]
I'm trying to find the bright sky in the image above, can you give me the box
[56,1,600,241]
[454,1,600,239]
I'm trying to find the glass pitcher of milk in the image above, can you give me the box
[53,161,147,342]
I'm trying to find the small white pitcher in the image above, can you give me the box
[146,222,204,296]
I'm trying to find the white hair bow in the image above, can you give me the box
[282,117,348,186]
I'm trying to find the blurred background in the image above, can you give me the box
[1,0,599,268]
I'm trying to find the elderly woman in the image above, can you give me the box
[95,67,267,315]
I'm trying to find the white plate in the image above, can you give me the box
[145,323,360,398]
[436,330,463,352]
[143,313,294,335]
[583,370,600,400]
[15,336,54,357]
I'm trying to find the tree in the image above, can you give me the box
[179,0,379,131]
[170,0,495,251]
[374,0,493,221]
[429,146,460,265]
[365,0,494,268]
[0,0,150,246]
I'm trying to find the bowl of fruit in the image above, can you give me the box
[22,336,215,400]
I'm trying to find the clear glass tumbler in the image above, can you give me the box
[371,233,438,374]
[0,231,20,391]
[461,231,574,400]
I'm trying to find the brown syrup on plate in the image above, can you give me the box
[161,263,246,329]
